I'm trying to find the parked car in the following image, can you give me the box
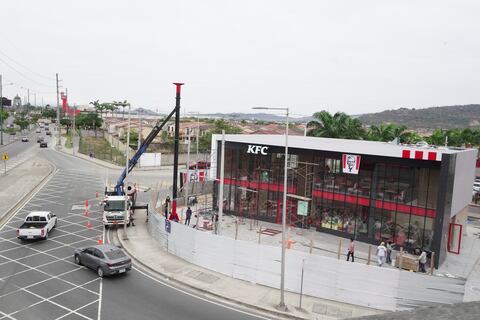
[21,136,29,142]
[74,244,132,277]
[189,160,211,170]
[17,211,57,240]
[40,142,48,148]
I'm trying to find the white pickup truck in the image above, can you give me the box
[17,211,57,240]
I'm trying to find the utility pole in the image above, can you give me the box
[218,130,225,235]
[186,129,191,206]
[72,105,76,156]
[123,103,131,240]
[0,74,3,146]
[56,73,61,146]
[172,83,184,200]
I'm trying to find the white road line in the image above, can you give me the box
[55,298,100,320]
[97,227,105,320]
[0,255,99,298]
[7,281,96,320]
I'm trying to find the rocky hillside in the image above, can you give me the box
[358,104,480,129]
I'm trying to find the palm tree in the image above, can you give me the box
[307,111,350,138]
[367,123,396,141]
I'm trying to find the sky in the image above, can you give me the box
[0,0,478,116]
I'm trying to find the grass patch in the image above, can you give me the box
[64,132,73,148]
[79,136,126,166]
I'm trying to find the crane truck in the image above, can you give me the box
[101,105,179,228]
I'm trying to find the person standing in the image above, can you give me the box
[386,241,393,264]
[185,206,192,226]
[164,195,171,220]
[377,242,387,267]
[418,250,427,273]
[347,238,355,262]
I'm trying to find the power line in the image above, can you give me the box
[0,49,55,81]
[0,56,54,87]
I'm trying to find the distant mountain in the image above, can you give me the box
[358,104,480,129]
[132,108,160,116]
[198,112,313,123]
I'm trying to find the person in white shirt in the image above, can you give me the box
[418,251,427,273]
[376,242,387,267]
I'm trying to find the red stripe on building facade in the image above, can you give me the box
[402,150,411,158]
[414,151,423,160]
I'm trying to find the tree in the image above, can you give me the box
[0,109,9,125]
[14,113,30,130]
[121,128,138,146]
[199,119,241,151]
[60,118,71,134]
[41,108,56,119]
[307,110,352,138]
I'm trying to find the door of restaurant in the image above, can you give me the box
[275,199,298,226]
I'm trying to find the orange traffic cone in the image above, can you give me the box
[97,237,103,245]
[84,209,89,216]
[85,199,89,208]
[86,220,92,229]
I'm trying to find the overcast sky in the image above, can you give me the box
[0,0,478,116]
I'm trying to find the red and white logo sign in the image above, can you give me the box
[342,154,361,174]
[183,170,206,183]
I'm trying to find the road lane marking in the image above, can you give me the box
[105,229,269,320]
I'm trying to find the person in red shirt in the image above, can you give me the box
[168,210,179,223]
[347,238,355,262]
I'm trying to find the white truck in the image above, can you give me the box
[17,211,57,240]
[102,195,132,228]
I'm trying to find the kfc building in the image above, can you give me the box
[211,134,477,266]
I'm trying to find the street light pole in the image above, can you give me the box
[0,74,3,146]
[56,73,61,146]
[252,106,289,311]
[123,103,131,240]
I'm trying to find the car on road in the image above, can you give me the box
[17,211,57,240]
[46,131,52,136]
[74,244,132,277]
[189,160,211,170]
[40,141,48,148]
[21,136,29,142]
[35,129,41,133]
[37,136,44,143]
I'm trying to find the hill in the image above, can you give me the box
[358,104,480,129]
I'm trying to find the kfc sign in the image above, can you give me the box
[342,154,361,174]
[247,145,269,155]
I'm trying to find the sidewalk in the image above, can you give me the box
[0,157,54,222]
[54,135,175,172]
[117,209,383,320]
[172,196,398,269]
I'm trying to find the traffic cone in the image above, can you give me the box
[85,199,89,208]
[87,220,92,229]
[97,236,103,245]
[84,209,89,216]
[95,191,99,198]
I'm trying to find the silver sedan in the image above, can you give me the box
[74,244,132,277]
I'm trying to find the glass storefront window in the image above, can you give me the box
[221,144,439,253]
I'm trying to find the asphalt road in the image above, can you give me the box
[0,139,267,320]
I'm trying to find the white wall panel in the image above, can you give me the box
[147,213,465,312]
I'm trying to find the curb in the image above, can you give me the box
[56,142,178,172]
[116,216,308,320]
[0,160,57,227]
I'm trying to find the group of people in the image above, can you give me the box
[346,239,428,272]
